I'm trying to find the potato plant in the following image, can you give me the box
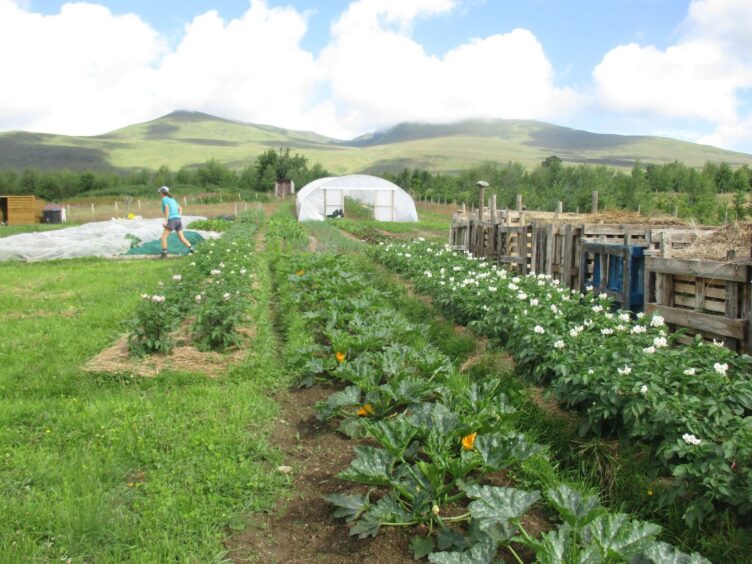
[128,217,259,354]
[371,239,752,527]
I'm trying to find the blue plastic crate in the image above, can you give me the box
[590,245,644,311]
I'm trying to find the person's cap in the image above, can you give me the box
[158,186,170,194]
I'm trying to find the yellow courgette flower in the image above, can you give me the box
[461,432,477,451]
[357,403,375,417]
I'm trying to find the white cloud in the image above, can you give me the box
[0,0,583,142]
[320,0,580,136]
[0,1,165,134]
[594,0,752,151]
[157,2,322,132]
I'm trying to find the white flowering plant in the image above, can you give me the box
[371,238,752,526]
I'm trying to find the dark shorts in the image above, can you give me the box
[165,218,183,232]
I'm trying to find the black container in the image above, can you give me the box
[43,209,63,224]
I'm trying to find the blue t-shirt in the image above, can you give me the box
[161,196,181,219]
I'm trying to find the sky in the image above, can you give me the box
[1,0,751,153]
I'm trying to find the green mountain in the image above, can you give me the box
[1,111,750,174]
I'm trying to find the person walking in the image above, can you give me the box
[158,186,194,258]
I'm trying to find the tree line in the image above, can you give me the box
[0,148,329,202]
[384,156,752,223]
[0,148,749,223]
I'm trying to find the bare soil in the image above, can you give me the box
[225,384,414,563]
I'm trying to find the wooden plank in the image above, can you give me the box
[674,294,726,313]
[563,224,573,288]
[583,242,632,256]
[725,254,740,348]
[646,304,746,340]
[529,224,539,272]
[623,247,632,310]
[578,246,588,291]
[694,279,706,311]
[582,224,651,236]
[645,256,746,282]
[545,223,555,276]
[659,272,673,308]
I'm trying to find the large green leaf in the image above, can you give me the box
[428,536,497,564]
[464,485,540,542]
[640,541,712,564]
[337,356,381,388]
[380,376,435,405]
[446,451,480,480]
[436,527,469,551]
[530,524,576,564]
[316,385,362,420]
[546,484,602,527]
[324,492,369,523]
[339,446,395,485]
[581,513,661,560]
[408,402,460,435]
[365,415,419,457]
[411,535,435,559]
[474,432,541,471]
[349,493,412,539]
[337,416,367,439]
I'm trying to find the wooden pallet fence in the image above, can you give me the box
[644,254,751,352]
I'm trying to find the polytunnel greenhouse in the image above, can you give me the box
[295,175,418,222]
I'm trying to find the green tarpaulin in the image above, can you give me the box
[125,231,204,255]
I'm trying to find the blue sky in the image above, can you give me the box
[3,0,751,153]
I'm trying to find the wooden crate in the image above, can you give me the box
[645,255,751,352]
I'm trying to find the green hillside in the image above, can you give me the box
[1,111,751,173]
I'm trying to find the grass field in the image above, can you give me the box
[0,255,288,561]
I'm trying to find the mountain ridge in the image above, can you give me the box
[0,110,750,173]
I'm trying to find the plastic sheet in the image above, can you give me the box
[0,217,219,261]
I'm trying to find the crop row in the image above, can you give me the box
[370,240,752,528]
[127,216,260,355]
[275,250,707,562]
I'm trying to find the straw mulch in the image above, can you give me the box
[84,325,255,378]
[585,210,686,226]
[670,222,752,261]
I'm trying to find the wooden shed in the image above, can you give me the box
[0,195,46,225]
[274,179,295,198]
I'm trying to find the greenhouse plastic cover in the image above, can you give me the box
[296,175,418,222]
[0,217,220,261]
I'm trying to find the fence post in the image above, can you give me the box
[516,194,523,212]
[591,191,599,214]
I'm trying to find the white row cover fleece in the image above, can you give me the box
[295,175,418,222]
[0,217,220,261]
